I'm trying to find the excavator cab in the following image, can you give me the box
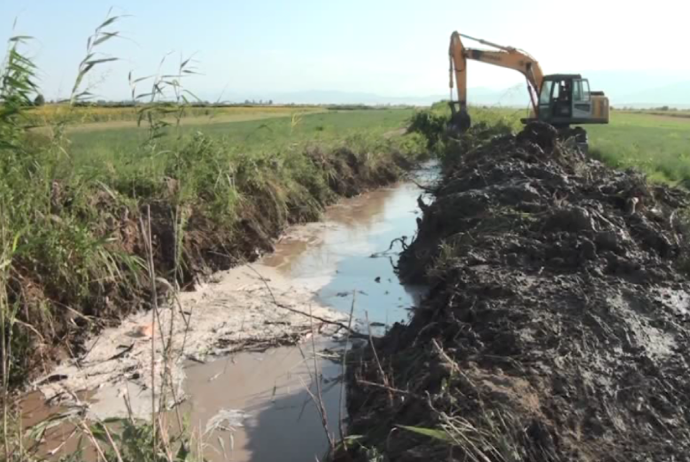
[535,74,609,127]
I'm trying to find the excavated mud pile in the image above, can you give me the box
[343,123,690,461]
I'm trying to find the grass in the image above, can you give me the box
[61,108,415,160]
[588,111,690,184]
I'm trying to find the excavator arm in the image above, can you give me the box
[449,31,544,130]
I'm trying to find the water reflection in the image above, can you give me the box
[182,342,342,461]
[265,181,428,328]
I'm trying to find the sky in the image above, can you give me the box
[1,0,689,102]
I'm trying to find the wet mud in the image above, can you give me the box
[344,122,690,461]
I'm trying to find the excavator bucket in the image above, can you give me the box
[451,110,472,132]
[449,103,471,132]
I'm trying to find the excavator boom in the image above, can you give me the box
[450,32,544,109]
[449,32,543,129]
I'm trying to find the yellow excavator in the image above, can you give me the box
[448,31,609,149]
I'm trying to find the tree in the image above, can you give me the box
[33,94,45,106]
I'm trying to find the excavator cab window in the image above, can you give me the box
[553,83,561,100]
[539,81,554,105]
[573,79,592,102]
[582,79,591,101]
[550,79,573,118]
[538,76,593,122]
[573,80,583,101]
[558,80,571,102]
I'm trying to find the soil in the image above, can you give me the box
[342,122,690,461]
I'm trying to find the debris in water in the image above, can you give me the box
[130,322,154,338]
[205,409,249,433]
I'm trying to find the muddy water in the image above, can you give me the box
[181,340,343,462]
[181,170,436,461]
[263,180,430,327]
[20,391,98,459]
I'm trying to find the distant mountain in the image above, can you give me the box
[210,71,689,109]
[218,90,446,106]
[616,81,690,108]
[463,72,690,108]
[217,88,531,108]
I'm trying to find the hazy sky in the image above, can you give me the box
[1,0,688,101]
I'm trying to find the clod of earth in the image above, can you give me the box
[341,122,690,461]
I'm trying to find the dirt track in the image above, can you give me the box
[343,122,690,461]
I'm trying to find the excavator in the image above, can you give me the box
[448,31,609,150]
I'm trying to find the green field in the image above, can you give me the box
[40,109,416,190]
[65,108,414,157]
[588,111,690,184]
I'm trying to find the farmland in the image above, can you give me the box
[588,111,690,184]
[29,103,690,188]
[25,104,324,127]
[63,107,415,157]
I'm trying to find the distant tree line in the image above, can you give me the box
[26,95,416,110]
[68,99,281,108]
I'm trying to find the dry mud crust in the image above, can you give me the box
[343,122,690,462]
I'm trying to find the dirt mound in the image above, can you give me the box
[343,122,690,461]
